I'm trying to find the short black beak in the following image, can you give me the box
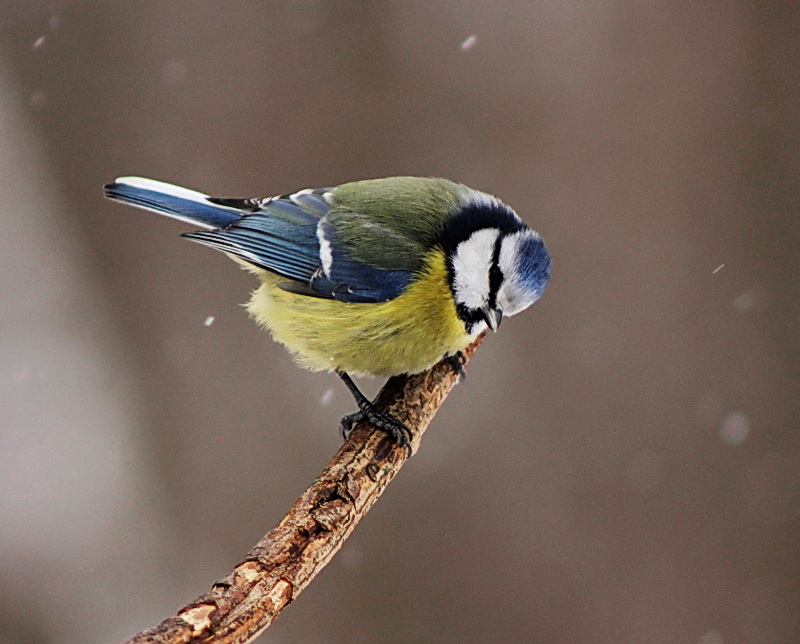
[480,307,503,332]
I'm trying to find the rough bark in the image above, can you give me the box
[126,333,485,644]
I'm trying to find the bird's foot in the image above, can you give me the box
[339,404,413,456]
[336,371,414,456]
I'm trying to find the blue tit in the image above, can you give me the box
[104,176,551,450]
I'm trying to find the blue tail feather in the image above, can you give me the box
[103,177,241,229]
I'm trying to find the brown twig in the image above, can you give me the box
[125,333,486,644]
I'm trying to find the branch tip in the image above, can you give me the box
[125,334,486,643]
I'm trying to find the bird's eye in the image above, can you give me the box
[489,263,503,286]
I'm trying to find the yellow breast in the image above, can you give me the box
[243,250,474,377]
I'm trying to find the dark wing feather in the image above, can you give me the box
[184,189,413,303]
[206,197,262,211]
[183,195,325,285]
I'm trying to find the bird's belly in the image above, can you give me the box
[246,256,473,377]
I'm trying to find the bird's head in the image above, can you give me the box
[441,192,551,335]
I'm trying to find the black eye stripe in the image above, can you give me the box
[487,235,504,309]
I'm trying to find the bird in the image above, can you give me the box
[104,176,551,452]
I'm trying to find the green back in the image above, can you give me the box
[329,177,464,271]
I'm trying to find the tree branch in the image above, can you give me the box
[125,333,486,644]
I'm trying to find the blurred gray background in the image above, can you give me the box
[1,2,798,643]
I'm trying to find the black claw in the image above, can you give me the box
[339,411,362,440]
[336,371,414,456]
[445,351,467,381]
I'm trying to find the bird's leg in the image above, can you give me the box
[336,371,413,455]
[444,350,467,382]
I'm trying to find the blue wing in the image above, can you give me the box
[308,218,412,303]
[105,177,412,303]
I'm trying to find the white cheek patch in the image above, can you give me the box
[452,228,499,310]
